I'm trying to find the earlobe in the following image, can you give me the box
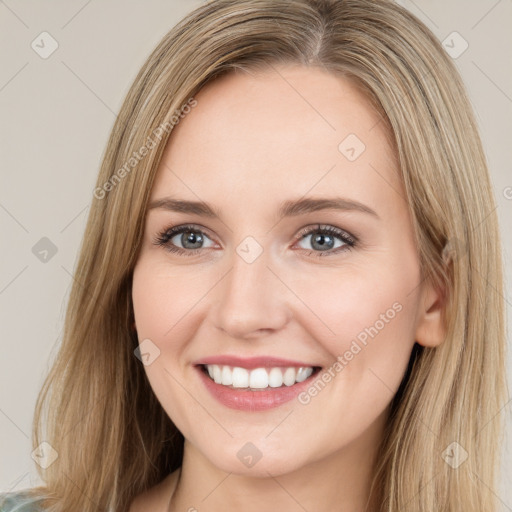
[414,280,447,348]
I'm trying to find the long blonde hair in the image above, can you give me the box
[9,0,506,510]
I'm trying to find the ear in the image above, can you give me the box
[414,279,447,348]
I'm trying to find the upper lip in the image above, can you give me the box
[193,355,321,369]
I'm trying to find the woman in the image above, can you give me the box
[1,0,507,510]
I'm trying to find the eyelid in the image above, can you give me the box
[153,222,357,256]
[152,223,217,247]
[294,224,356,245]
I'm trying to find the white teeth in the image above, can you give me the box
[204,364,315,389]
[249,368,269,389]
[283,367,296,386]
[296,367,313,382]
[232,367,249,388]
[213,365,222,384]
[268,367,283,388]
[221,365,233,385]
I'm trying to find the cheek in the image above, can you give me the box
[288,267,420,451]
[131,259,206,344]
[294,263,418,348]
[290,258,421,404]
[131,259,202,431]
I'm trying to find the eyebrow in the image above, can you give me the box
[147,196,379,219]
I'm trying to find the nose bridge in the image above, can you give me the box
[212,239,291,337]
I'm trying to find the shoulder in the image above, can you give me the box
[0,492,44,512]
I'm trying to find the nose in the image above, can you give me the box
[211,246,292,339]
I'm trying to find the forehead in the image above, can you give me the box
[151,64,403,220]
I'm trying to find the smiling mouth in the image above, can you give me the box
[199,364,322,390]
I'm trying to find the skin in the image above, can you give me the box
[130,64,445,512]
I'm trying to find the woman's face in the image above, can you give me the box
[132,64,442,476]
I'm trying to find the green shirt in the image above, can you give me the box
[0,492,44,511]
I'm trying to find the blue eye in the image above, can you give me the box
[153,224,215,255]
[153,223,356,257]
[295,224,356,256]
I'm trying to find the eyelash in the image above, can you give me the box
[152,223,357,258]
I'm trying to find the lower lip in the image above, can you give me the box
[195,366,320,411]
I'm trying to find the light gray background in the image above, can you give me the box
[1,0,511,506]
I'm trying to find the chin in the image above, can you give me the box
[202,440,310,478]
